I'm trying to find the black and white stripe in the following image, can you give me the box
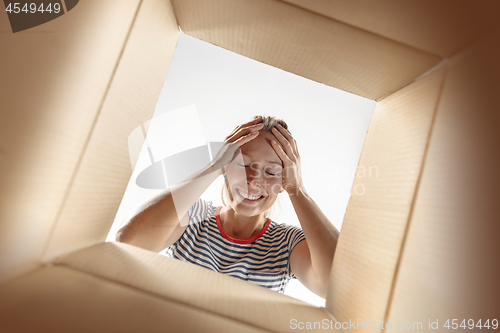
[161,198,306,294]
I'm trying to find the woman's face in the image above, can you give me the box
[224,130,284,217]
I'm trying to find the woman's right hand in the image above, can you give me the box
[211,116,264,175]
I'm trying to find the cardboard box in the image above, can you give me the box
[1,0,499,332]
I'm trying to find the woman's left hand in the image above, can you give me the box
[270,124,305,195]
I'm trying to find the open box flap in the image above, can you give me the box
[281,0,500,58]
[171,0,441,100]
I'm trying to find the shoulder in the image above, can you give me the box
[163,198,217,255]
[188,197,217,223]
[266,221,305,251]
[268,220,303,234]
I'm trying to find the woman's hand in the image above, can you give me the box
[270,124,305,195]
[210,116,264,174]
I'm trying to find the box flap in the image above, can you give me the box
[326,68,446,333]
[0,0,143,284]
[281,0,500,58]
[0,0,179,282]
[0,265,270,333]
[388,29,500,325]
[39,0,179,263]
[52,242,335,332]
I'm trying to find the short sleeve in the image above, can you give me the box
[285,225,306,279]
[160,197,214,257]
[186,197,215,225]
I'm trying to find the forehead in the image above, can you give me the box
[239,130,281,163]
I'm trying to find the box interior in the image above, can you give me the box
[1,0,499,332]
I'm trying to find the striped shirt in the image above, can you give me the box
[161,198,306,293]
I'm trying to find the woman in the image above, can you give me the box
[116,116,339,298]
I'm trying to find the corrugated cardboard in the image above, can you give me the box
[281,0,500,57]
[0,0,153,284]
[171,0,440,100]
[1,242,332,332]
[0,265,269,333]
[40,0,179,263]
[326,68,446,333]
[387,29,500,326]
[1,0,499,332]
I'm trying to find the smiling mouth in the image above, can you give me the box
[236,188,264,201]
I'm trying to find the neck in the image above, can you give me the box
[219,207,268,240]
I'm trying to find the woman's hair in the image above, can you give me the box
[255,115,291,135]
[221,115,290,218]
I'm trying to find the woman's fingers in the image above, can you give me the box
[226,122,263,144]
[271,139,293,166]
[244,115,262,126]
[223,131,260,166]
[277,123,299,157]
[233,130,260,146]
[271,126,296,161]
[213,117,263,173]
[226,116,262,139]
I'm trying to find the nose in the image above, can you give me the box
[247,178,261,188]
[246,165,262,188]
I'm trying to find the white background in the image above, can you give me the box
[107,33,375,307]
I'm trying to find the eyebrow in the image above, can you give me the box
[242,153,282,167]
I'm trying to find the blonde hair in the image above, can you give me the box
[254,115,290,134]
[221,115,290,219]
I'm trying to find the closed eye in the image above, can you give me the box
[238,163,280,177]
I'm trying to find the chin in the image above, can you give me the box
[232,206,258,217]
[231,199,262,215]
[229,194,266,217]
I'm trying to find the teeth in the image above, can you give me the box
[238,189,262,200]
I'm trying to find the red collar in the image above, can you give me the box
[216,206,271,244]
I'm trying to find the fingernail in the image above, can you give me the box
[272,140,276,144]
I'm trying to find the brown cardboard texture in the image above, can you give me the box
[1,0,499,332]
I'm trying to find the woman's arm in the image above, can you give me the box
[288,190,339,298]
[270,124,339,298]
[115,117,265,252]
[115,166,219,252]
